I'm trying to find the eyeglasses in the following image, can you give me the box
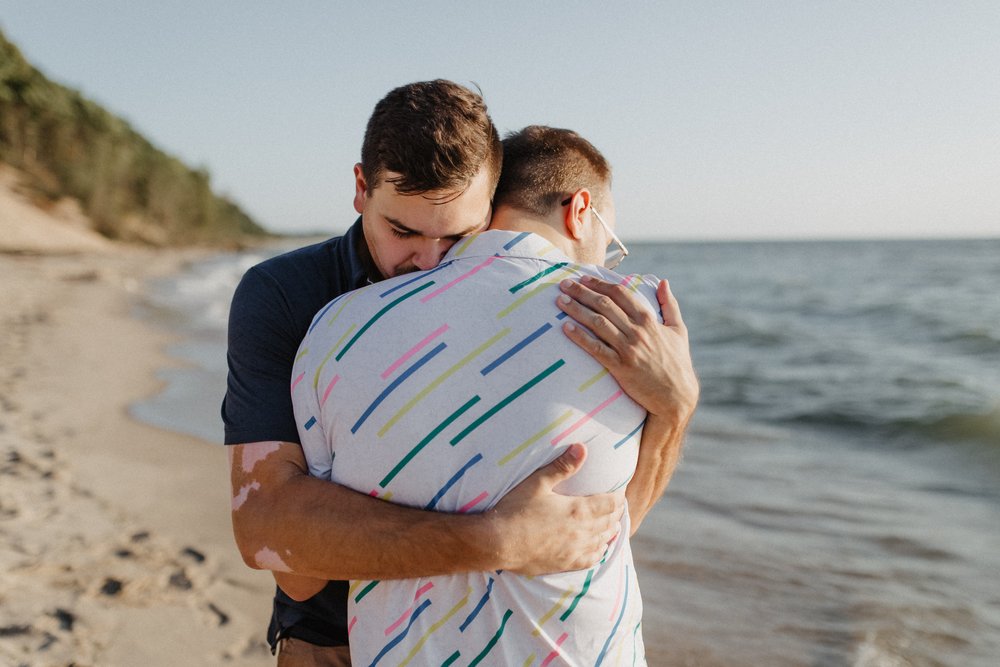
[590,206,628,269]
[561,197,629,269]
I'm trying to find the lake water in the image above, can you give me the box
[133,237,1000,666]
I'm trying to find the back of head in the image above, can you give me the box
[493,125,612,216]
[361,80,503,197]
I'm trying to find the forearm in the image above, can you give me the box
[233,464,502,580]
[625,408,692,533]
[231,441,620,581]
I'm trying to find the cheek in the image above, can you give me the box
[381,237,415,267]
[367,228,392,273]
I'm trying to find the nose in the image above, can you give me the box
[413,238,450,271]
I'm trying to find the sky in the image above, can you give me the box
[1,1,998,241]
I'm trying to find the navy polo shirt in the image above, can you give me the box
[222,217,379,649]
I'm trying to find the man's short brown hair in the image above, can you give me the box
[360,80,503,199]
[493,125,612,216]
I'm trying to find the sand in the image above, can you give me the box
[0,166,113,255]
[0,174,276,665]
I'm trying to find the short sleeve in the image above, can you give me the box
[600,269,663,325]
[222,266,304,445]
[290,346,333,481]
[637,273,664,323]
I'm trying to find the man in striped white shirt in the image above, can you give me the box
[287,126,694,665]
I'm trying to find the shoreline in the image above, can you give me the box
[0,247,275,665]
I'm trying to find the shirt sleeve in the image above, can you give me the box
[222,266,304,445]
[290,347,333,481]
[603,270,663,324]
[637,273,664,323]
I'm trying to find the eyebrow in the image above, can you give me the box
[385,217,486,239]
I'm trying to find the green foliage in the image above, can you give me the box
[0,27,267,245]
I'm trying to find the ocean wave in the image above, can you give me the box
[144,250,271,334]
[696,313,788,348]
[942,329,1000,355]
[915,407,1000,445]
[781,405,1000,447]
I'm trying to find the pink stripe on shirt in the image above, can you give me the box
[419,256,497,303]
[384,582,436,635]
[551,390,624,446]
[541,632,570,666]
[458,491,489,514]
[381,324,449,379]
[320,374,341,406]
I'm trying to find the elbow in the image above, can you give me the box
[231,514,265,570]
[281,588,312,603]
[274,572,327,602]
[627,508,644,537]
[228,442,310,571]
[280,583,320,602]
[237,546,264,571]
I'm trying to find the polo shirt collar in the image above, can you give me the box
[343,216,383,287]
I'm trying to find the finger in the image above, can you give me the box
[598,514,622,549]
[533,443,587,486]
[578,547,607,571]
[612,492,626,520]
[557,294,630,352]
[557,297,629,351]
[579,274,648,323]
[657,279,685,329]
[559,279,632,335]
[562,320,621,368]
[584,491,623,527]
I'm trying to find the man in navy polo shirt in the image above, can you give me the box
[223,80,698,665]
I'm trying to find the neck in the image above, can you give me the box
[490,206,580,261]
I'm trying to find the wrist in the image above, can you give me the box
[651,398,697,423]
[462,509,515,572]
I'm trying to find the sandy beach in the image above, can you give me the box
[1,180,276,665]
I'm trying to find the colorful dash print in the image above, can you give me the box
[291,230,660,665]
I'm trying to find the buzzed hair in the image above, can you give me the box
[361,80,503,199]
[492,125,612,216]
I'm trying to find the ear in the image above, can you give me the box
[563,189,592,240]
[353,163,367,215]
